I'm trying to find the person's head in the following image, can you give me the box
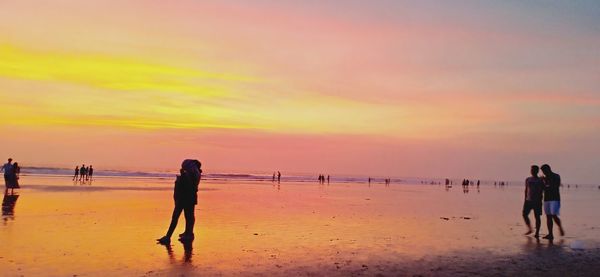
[7,158,12,163]
[530,165,539,177]
[13,162,18,167]
[540,164,552,175]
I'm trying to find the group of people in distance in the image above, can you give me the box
[367,177,392,186]
[522,164,564,240]
[271,171,281,183]
[73,164,94,181]
[318,174,329,184]
[1,158,21,192]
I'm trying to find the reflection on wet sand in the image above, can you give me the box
[2,191,19,223]
[0,176,598,276]
[159,240,194,264]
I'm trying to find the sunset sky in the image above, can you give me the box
[0,1,598,183]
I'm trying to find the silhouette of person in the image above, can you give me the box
[9,162,20,192]
[272,172,276,182]
[327,175,330,184]
[88,165,94,181]
[73,166,79,181]
[277,171,281,183]
[158,159,202,244]
[541,164,564,240]
[79,164,86,181]
[523,165,543,237]
[1,158,14,192]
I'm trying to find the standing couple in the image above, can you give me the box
[1,158,21,192]
[522,164,564,240]
[157,159,202,244]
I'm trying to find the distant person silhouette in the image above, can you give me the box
[272,172,276,182]
[523,165,543,237]
[158,159,202,244]
[277,171,281,183]
[9,162,20,192]
[1,158,14,192]
[73,166,80,181]
[541,164,564,240]
[327,175,330,184]
[88,165,94,181]
[79,164,86,181]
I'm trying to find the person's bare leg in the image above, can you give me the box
[543,215,554,239]
[180,205,195,240]
[158,205,183,243]
[523,211,532,235]
[534,213,541,237]
[553,215,564,236]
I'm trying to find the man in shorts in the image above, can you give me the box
[523,165,543,237]
[541,164,564,240]
[1,158,14,191]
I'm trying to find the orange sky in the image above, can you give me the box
[0,1,598,182]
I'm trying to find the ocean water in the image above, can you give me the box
[19,166,470,185]
[19,167,597,188]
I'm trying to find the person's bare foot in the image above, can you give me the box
[156,236,171,244]
[534,233,540,238]
[179,233,195,241]
[559,228,565,236]
[524,229,533,235]
[542,234,554,240]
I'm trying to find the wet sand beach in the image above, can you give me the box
[1,176,599,276]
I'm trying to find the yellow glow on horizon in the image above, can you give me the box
[0,44,257,98]
[0,43,472,138]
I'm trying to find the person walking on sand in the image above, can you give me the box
[277,171,281,183]
[73,166,79,181]
[158,159,202,244]
[1,158,14,192]
[541,164,565,240]
[523,165,544,237]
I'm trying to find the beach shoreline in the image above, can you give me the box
[1,177,599,276]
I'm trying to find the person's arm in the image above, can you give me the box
[524,178,528,199]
